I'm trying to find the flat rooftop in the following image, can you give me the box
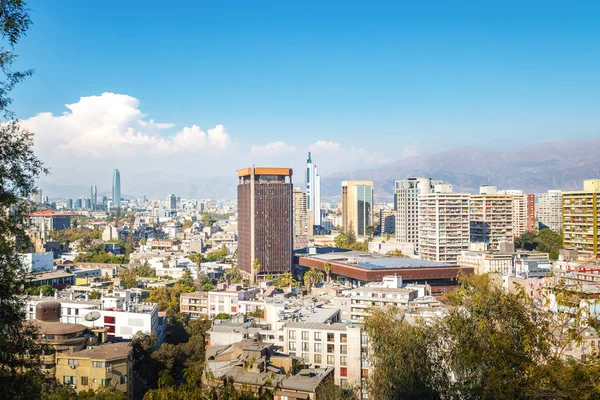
[68,341,132,361]
[303,250,454,270]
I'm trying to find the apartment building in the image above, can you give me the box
[180,291,208,318]
[394,178,443,247]
[538,190,562,232]
[498,190,535,237]
[378,208,395,235]
[282,322,363,389]
[469,186,513,251]
[207,284,259,318]
[457,250,513,275]
[293,188,309,243]
[562,180,600,257]
[418,185,470,262]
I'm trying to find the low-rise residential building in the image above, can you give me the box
[28,270,75,288]
[19,251,54,273]
[180,291,209,319]
[207,284,260,318]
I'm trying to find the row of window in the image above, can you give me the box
[63,375,127,387]
[288,330,347,342]
[289,342,348,354]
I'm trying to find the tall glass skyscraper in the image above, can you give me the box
[112,169,121,208]
[90,185,97,210]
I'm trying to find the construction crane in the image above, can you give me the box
[566,254,600,274]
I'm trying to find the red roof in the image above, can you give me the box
[27,210,76,217]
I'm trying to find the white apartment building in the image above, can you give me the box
[282,321,363,389]
[538,190,562,233]
[19,251,54,273]
[164,221,182,238]
[498,190,529,237]
[469,187,513,251]
[395,178,443,247]
[207,284,259,318]
[418,185,470,262]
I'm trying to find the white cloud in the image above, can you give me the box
[308,140,341,152]
[23,92,231,157]
[250,141,296,156]
[307,140,392,172]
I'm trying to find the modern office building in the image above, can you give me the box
[112,169,121,208]
[562,180,600,257]
[67,199,73,209]
[394,178,443,247]
[166,194,177,210]
[306,152,322,231]
[379,208,396,236]
[418,185,470,262]
[538,190,563,232]
[469,186,514,251]
[293,188,309,247]
[90,185,97,210]
[237,167,293,276]
[341,181,374,240]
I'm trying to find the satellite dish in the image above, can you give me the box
[84,311,101,322]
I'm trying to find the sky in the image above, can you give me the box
[9,1,600,198]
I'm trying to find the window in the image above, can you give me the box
[327,355,334,365]
[301,331,309,341]
[302,342,309,351]
[340,334,347,343]
[314,332,321,341]
[288,330,296,340]
[102,378,112,387]
[92,361,109,368]
[327,332,335,342]
[289,342,296,351]
[314,354,322,364]
[68,359,79,366]
[120,375,128,384]
[327,344,335,353]
[314,343,322,352]
[340,378,348,388]
[341,345,347,354]
[81,376,88,386]
[340,356,347,366]
[340,367,348,377]
[302,353,309,362]
[63,376,76,385]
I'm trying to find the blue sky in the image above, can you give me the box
[11,1,600,193]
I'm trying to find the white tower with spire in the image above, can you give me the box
[306,152,322,228]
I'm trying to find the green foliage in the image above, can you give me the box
[118,268,138,289]
[41,385,126,399]
[364,274,600,400]
[202,283,214,292]
[89,290,101,300]
[334,224,369,251]
[50,228,101,247]
[215,313,230,320]
[136,261,156,277]
[0,3,49,397]
[188,253,203,264]
[148,284,195,315]
[25,284,54,297]
[385,248,408,257]
[224,266,243,283]
[248,308,264,320]
[74,251,129,264]
[303,267,324,289]
[515,228,563,260]
[178,269,194,287]
[204,245,229,262]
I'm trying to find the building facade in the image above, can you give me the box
[237,167,293,275]
[562,180,600,257]
[341,181,374,240]
[394,178,443,247]
[293,188,309,246]
[112,169,121,208]
[469,187,513,251]
[378,208,395,236]
[306,152,322,229]
[498,190,535,237]
[418,187,470,262]
[538,190,562,232]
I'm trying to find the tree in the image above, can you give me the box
[202,283,213,292]
[385,249,407,258]
[514,228,562,260]
[0,3,48,397]
[323,262,332,282]
[252,257,261,284]
[89,290,101,300]
[278,271,295,287]
[225,266,243,283]
[303,267,324,289]
[178,269,194,288]
[118,268,137,289]
[215,313,230,320]
[25,284,54,297]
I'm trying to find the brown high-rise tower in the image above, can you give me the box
[237,167,293,276]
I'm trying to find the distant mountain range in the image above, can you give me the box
[322,139,600,200]
[38,139,600,201]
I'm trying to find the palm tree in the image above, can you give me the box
[304,267,324,290]
[324,261,332,282]
[280,272,295,287]
[252,257,261,284]
[225,266,243,283]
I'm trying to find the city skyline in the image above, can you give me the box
[13,1,600,192]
